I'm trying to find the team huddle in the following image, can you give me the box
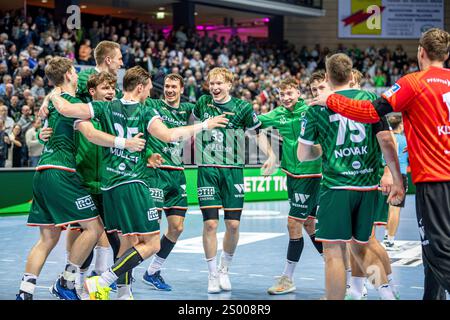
[15,27,450,300]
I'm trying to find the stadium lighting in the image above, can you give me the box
[156,12,165,19]
[81,5,87,9]
[159,7,165,11]
[41,0,48,3]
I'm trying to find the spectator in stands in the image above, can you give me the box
[373,69,387,87]
[25,117,42,167]
[0,118,11,167]
[9,123,24,167]
[78,39,93,65]
[8,95,21,119]
[17,104,33,134]
[0,75,12,96]
[0,104,13,133]
[30,76,45,99]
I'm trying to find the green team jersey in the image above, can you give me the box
[193,95,261,168]
[299,89,388,190]
[75,120,103,194]
[258,100,322,177]
[144,98,195,169]
[37,93,82,172]
[76,67,123,103]
[75,67,123,194]
[89,98,161,190]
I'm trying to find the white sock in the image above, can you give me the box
[387,236,395,243]
[384,230,388,238]
[349,277,365,299]
[219,251,233,271]
[147,255,166,275]
[206,256,217,275]
[387,273,398,296]
[345,269,352,288]
[377,283,395,300]
[100,268,118,287]
[282,260,297,280]
[20,273,37,295]
[117,285,132,299]
[78,268,89,288]
[94,246,110,274]
[65,251,70,265]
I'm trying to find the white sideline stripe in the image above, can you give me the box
[1,259,14,262]
[300,277,315,281]
[176,269,190,272]
[411,286,424,290]
[46,261,57,264]
[249,274,264,277]
[36,286,51,289]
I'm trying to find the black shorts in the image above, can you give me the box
[415,181,450,293]
[393,174,408,208]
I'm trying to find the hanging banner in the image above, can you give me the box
[338,0,444,39]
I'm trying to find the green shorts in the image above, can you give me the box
[373,190,389,226]
[146,168,188,216]
[197,166,244,211]
[287,176,321,221]
[102,182,160,236]
[68,193,104,230]
[315,187,377,244]
[28,169,99,227]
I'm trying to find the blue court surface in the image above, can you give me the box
[0,195,435,300]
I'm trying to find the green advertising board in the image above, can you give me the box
[0,167,416,215]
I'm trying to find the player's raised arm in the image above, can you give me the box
[76,120,145,152]
[49,88,92,119]
[148,114,229,143]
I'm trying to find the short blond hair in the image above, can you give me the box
[94,41,120,65]
[207,67,234,84]
[279,77,299,91]
[351,69,363,87]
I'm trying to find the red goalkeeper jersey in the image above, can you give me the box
[327,66,450,183]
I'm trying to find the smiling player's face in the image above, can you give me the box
[209,75,232,103]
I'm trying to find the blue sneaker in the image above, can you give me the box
[90,271,117,292]
[50,278,79,300]
[142,271,172,291]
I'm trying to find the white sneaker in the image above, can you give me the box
[218,267,232,291]
[77,287,90,300]
[267,275,296,295]
[207,273,221,294]
[117,285,134,300]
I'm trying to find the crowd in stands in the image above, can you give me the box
[0,7,447,168]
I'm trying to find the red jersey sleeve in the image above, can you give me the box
[381,73,422,112]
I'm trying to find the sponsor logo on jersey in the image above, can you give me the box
[437,125,450,136]
[300,119,307,136]
[352,161,362,169]
[118,163,126,171]
[294,193,310,204]
[198,187,215,196]
[180,185,187,191]
[147,208,159,221]
[149,188,164,199]
[75,195,96,211]
[280,115,287,125]
[234,184,245,193]
[252,113,259,124]
[382,83,401,99]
